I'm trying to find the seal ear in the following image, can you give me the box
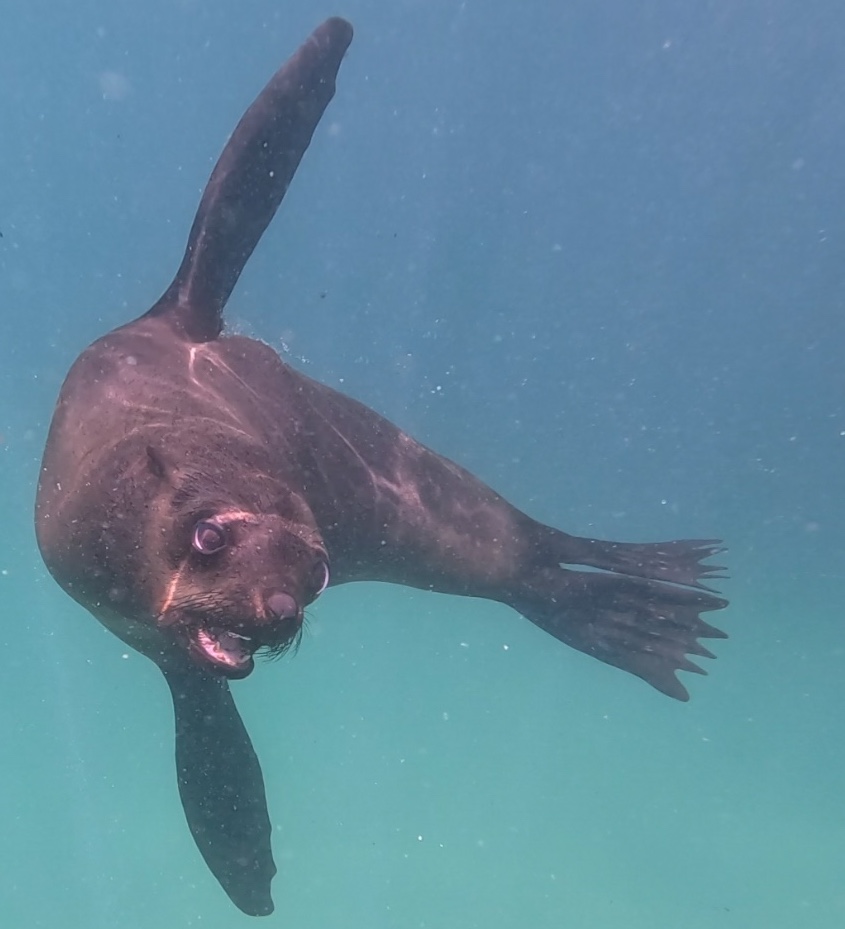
[161,664,276,915]
[146,445,169,481]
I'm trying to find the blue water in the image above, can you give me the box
[1,0,842,926]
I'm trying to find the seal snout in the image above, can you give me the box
[265,590,299,622]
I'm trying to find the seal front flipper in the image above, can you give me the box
[146,16,354,341]
[161,664,276,916]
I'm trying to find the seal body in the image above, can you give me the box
[34,17,728,917]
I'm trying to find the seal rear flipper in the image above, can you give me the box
[511,569,728,701]
[146,17,354,341]
[542,529,727,591]
[161,664,276,916]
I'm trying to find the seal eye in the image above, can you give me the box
[192,520,227,555]
[308,560,330,601]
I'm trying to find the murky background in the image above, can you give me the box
[1,1,842,926]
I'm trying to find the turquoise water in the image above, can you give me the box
[1,1,842,926]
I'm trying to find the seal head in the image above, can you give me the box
[148,446,330,677]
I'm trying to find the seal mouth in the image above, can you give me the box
[159,604,302,678]
[188,626,257,679]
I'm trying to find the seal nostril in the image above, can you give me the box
[266,591,298,622]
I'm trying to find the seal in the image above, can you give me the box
[34,16,728,917]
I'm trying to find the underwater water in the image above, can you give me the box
[1,0,843,926]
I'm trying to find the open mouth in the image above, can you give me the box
[188,626,257,679]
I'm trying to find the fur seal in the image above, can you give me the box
[34,16,728,918]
